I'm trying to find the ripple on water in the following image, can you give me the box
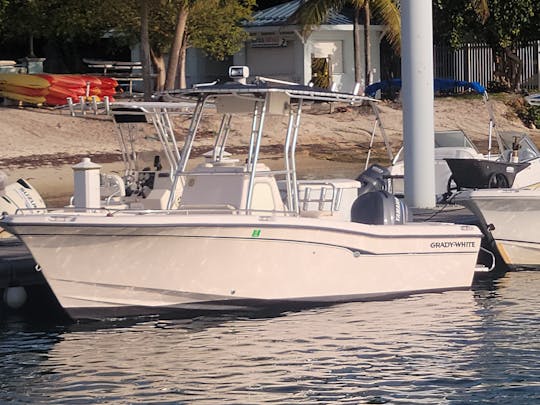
[1,272,539,403]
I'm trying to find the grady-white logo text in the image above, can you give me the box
[430,241,475,248]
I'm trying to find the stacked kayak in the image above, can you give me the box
[0,73,118,105]
[0,74,49,104]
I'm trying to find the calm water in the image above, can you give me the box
[1,272,539,404]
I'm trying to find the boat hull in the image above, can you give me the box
[456,189,540,269]
[3,212,481,320]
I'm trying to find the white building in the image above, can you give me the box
[234,0,385,92]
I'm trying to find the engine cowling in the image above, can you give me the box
[356,164,390,197]
[351,190,410,225]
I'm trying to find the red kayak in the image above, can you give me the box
[47,85,86,99]
[89,87,116,97]
[38,74,87,88]
[45,95,71,105]
[79,75,102,87]
[98,77,119,88]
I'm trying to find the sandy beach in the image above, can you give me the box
[1,95,538,205]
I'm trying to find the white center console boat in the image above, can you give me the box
[1,67,483,320]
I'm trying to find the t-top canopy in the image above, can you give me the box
[161,80,375,105]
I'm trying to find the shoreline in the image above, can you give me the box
[7,154,368,207]
[2,95,538,206]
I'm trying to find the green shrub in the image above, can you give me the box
[505,95,540,129]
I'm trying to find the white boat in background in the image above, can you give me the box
[525,94,540,106]
[451,95,540,270]
[1,67,483,320]
[445,130,540,194]
[455,188,540,270]
[366,79,501,202]
[366,80,540,202]
[389,129,486,200]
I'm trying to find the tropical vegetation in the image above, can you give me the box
[0,0,254,97]
[434,0,539,91]
[0,0,538,95]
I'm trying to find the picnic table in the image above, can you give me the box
[83,58,143,96]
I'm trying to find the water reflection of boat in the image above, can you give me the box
[1,67,482,320]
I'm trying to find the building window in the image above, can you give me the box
[312,41,343,74]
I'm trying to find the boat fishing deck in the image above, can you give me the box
[411,204,478,224]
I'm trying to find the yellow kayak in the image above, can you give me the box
[0,90,46,104]
[0,73,50,89]
[0,83,49,96]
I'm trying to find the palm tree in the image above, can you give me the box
[294,0,400,88]
[139,0,153,100]
[165,0,190,90]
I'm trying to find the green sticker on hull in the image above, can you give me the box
[251,229,261,237]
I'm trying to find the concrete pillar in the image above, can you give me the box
[19,57,46,74]
[401,0,436,208]
[72,158,101,210]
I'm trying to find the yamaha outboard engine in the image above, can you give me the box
[351,190,410,225]
[356,164,390,197]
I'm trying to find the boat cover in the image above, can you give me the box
[365,79,486,98]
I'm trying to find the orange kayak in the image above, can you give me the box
[47,85,86,99]
[89,87,116,97]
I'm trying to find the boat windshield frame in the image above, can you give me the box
[161,83,375,213]
[498,131,540,162]
[110,102,190,180]
[392,129,480,164]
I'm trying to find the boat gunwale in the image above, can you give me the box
[3,211,483,241]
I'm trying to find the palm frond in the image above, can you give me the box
[291,0,347,26]
[371,0,401,52]
[471,0,489,23]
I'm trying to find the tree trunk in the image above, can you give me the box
[165,4,189,90]
[151,49,166,92]
[178,33,188,89]
[493,45,523,92]
[140,0,153,100]
[505,46,522,92]
[353,8,362,85]
[363,2,372,86]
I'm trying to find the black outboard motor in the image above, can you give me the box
[351,190,410,225]
[356,164,390,197]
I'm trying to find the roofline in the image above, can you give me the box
[245,24,386,33]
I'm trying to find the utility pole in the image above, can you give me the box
[401,0,436,208]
